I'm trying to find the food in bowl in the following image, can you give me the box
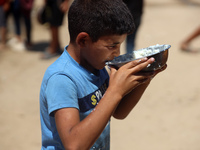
[106,44,171,71]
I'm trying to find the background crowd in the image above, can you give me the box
[0,0,70,59]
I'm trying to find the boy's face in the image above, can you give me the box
[81,34,127,72]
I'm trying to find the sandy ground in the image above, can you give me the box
[0,0,200,150]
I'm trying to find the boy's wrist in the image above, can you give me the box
[106,87,123,102]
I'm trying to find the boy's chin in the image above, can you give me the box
[96,67,105,70]
[96,64,106,70]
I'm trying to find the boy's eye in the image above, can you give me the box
[107,45,117,49]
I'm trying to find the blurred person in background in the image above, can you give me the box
[20,0,34,49]
[40,0,70,59]
[123,0,144,53]
[180,25,200,52]
[6,0,34,51]
[0,0,9,50]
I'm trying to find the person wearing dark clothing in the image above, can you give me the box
[123,0,144,53]
[40,0,70,59]
[6,0,34,51]
[0,0,9,50]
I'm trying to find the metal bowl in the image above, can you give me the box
[106,44,171,71]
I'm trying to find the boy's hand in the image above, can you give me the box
[111,61,167,119]
[108,57,156,97]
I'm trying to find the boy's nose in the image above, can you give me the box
[113,48,120,57]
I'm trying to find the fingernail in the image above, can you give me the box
[143,57,148,60]
[150,57,155,61]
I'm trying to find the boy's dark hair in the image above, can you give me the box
[68,0,135,42]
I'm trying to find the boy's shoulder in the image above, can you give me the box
[46,50,71,73]
[42,49,76,83]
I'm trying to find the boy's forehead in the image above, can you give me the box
[98,34,127,44]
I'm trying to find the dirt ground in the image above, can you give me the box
[0,0,200,150]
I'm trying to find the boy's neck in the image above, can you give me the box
[67,44,99,75]
[67,44,80,64]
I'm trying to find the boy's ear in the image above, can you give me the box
[76,32,90,47]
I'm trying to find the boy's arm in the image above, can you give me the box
[112,65,167,119]
[54,58,156,150]
[112,81,150,119]
[54,88,122,150]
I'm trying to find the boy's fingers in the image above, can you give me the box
[109,66,117,74]
[125,57,154,68]
[127,57,155,73]
[124,57,148,69]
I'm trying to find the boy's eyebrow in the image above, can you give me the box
[111,42,120,45]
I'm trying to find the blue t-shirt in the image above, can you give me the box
[40,46,110,150]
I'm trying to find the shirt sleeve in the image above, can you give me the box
[45,74,79,116]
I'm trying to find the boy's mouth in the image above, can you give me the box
[105,60,112,65]
[106,56,115,62]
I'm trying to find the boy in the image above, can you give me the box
[39,0,166,149]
